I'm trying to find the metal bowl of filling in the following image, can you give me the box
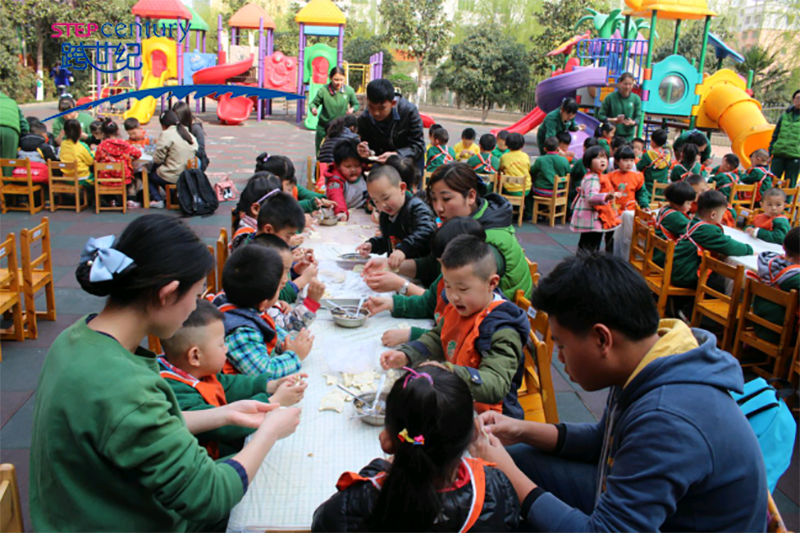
[331,306,369,328]
[353,391,387,426]
[339,253,368,262]
[318,207,338,226]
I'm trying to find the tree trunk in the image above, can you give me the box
[35,20,43,75]
[416,59,424,104]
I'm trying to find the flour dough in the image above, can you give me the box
[352,265,365,273]
[323,374,338,386]
[319,391,346,413]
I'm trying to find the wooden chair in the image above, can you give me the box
[17,218,56,340]
[0,464,24,533]
[498,174,526,226]
[165,158,198,210]
[690,252,744,351]
[476,172,498,194]
[629,212,651,275]
[421,171,433,192]
[48,160,88,212]
[526,257,539,287]
[0,235,25,362]
[729,182,756,213]
[307,156,315,191]
[205,245,217,297]
[531,176,570,227]
[216,227,229,291]
[642,229,695,318]
[767,492,788,533]
[650,181,668,209]
[140,166,151,208]
[94,161,127,213]
[0,158,45,215]
[732,277,798,379]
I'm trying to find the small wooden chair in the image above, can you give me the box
[205,244,217,297]
[0,235,25,362]
[476,173,498,194]
[421,171,433,192]
[650,181,669,209]
[629,213,651,275]
[0,464,24,533]
[690,251,745,351]
[729,182,756,213]
[498,174,526,226]
[17,218,56,340]
[216,227,229,291]
[0,158,46,215]
[140,166,151,208]
[787,332,800,415]
[526,257,539,287]
[307,156,315,191]
[165,158,198,210]
[642,229,695,318]
[48,160,88,212]
[94,161,127,213]
[732,277,798,379]
[531,176,570,227]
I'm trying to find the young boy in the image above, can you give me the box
[530,136,571,198]
[380,235,529,418]
[606,145,647,209]
[466,133,500,175]
[213,245,314,377]
[159,300,307,459]
[632,137,645,162]
[753,227,800,344]
[746,188,791,244]
[425,127,456,172]
[18,121,57,164]
[425,122,443,163]
[356,165,437,269]
[124,117,156,148]
[499,132,531,195]
[652,181,695,266]
[556,131,574,162]
[672,190,754,288]
[326,139,369,221]
[636,129,671,201]
[454,127,480,161]
[493,130,510,160]
[741,148,776,205]
[473,253,767,532]
[708,153,741,200]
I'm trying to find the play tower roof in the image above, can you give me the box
[295,0,346,26]
[131,0,191,20]
[229,3,276,30]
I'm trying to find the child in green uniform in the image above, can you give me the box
[652,181,695,266]
[674,130,712,167]
[493,130,510,160]
[753,227,800,343]
[670,143,703,182]
[746,188,791,244]
[256,153,332,213]
[671,190,754,288]
[425,122,443,164]
[741,149,776,205]
[637,129,671,200]
[537,98,582,155]
[466,133,500,176]
[595,122,615,154]
[556,131,575,163]
[708,153,741,200]
[531,136,572,197]
[632,137,645,162]
[425,127,456,172]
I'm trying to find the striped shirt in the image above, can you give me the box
[225,325,301,379]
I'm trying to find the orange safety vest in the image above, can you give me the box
[230,226,256,251]
[430,146,454,166]
[744,166,776,203]
[722,206,736,228]
[753,213,786,232]
[471,153,496,174]
[678,220,718,276]
[433,277,447,323]
[654,207,680,241]
[216,301,279,375]
[440,299,506,414]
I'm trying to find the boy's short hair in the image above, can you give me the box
[784,227,799,256]
[251,232,291,252]
[430,217,486,259]
[632,137,645,147]
[461,128,476,141]
[687,132,708,148]
[161,299,223,359]
[366,79,396,104]
[223,245,284,308]
[544,136,560,153]
[478,133,496,152]
[665,181,697,204]
[429,123,443,136]
[651,129,668,147]
[256,191,306,233]
[441,235,497,281]
[123,118,141,131]
[696,190,728,215]
[58,96,76,112]
[505,132,525,151]
[431,127,449,144]
[333,139,361,165]
[750,148,769,160]
[684,173,705,186]
[532,253,659,341]
[611,136,629,151]
[561,98,579,114]
[722,153,740,168]
[496,130,510,141]
[384,155,419,189]
[366,163,402,186]
[556,131,572,146]
[31,122,47,135]
[583,137,599,149]
[616,145,636,161]
[762,188,786,202]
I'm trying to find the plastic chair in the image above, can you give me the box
[498,174,526,226]
[48,160,88,212]
[93,161,127,213]
[642,229,695,318]
[0,234,25,362]
[0,464,24,533]
[690,251,745,351]
[0,158,45,215]
[531,175,570,227]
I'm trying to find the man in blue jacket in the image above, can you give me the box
[474,253,767,532]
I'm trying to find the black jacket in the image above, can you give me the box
[18,133,56,162]
[357,97,425,165]
[318,128,360,164]
[369,192,436,258]
[312,458,520,532]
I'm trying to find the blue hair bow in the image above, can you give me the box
[80,236,135,283]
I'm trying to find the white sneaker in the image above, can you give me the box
[150,200,165,209]
[127,200,141,208]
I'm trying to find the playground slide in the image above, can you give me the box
[124,71,168,125]
[192,57,255,125]
[491,107,546,136]
[217,93,255,126]
[568,111,600,158]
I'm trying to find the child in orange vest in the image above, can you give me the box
[746,188,791,244]
[381,235,529,417]
[312,365,520,532]
[425,127,456,172]
[159,300,307,459]
[606,145,647,209]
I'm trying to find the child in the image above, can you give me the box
[159,300,307,459]
[608,136,628,169]
[530,136,571,198]
[606,145,647,209]
[670,143,702,182]
[595,122,616,154]
[58,118,94,187]
[675,129,712,167]
[637,128,671,201]
[380,235,529,417]
[87,119,104,148]
[498,132,531,195]
[255,153,331,214]
[753,227,800,344]
[654,181,695,242]
[569,137,599,209]
[466,133,500,176]
[741,148,776,205]
[312,365,520,532]
[473,253,767,532]
[746,188,791,244]
[425,122,443,161]
[230,173,282,251]
[356,165,437,269]
[149,110,197,208]
[385,155,420,192]
[425,127,456,172]
[672,190,754,289]
[213,245,313,378]
[493,130,510,160]
[18,121,57,164]
[94,118,142,208]
[318,114,359,164]
[326,138,369,221]
[571,146,622,253]
[708,153,741,199]
[454,127,480,161]
[632,137,645,162]
[556,131,574,162]
[124,117,156,148]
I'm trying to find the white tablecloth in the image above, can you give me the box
[722,226,783,272]
[226,212,432,532]
[613,210,636,258]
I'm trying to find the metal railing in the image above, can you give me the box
[577,38,649,86]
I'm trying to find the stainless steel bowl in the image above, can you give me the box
[331,306,368,328]
[353,391,387,426]
[318,207,338,226]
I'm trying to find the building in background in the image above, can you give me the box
[717,0,800,69]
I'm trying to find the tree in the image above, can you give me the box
[653,16,733,73]
[450,0,540,45]
[378,0,450,88]
[735,45,790,102]
[575,8,652,39]
[442,27,529,123]
[343,36,395,74]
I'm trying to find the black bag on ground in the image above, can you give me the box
[176,167,219,216]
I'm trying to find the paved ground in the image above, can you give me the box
[1,99,797,531]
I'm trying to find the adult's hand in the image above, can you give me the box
[478,411,527,446]
[311,107,318,116]
[225,400,279,428]
[357,141,372,159]
[375,151,398,163]
[363,256,388,276]
[363,271,406,293]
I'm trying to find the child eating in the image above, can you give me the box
[123,117,156,148]
[753,227,800,344]
[709,153,741,199]
[256,153,332,214]
[466,133,500,175]
[637,129,671,201]
[741,148,776,205]
[426,127,456,172]
[454,127,480,161]
[326,139,369,221]
[230,173,282,251]
[654,181,695,242]
[746,188,791,244]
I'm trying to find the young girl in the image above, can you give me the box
[595,122,616,154]
[172,101,208,170]
[312,365,519,532]
[58,118,95,187]
[149,110,196,208]
[325,138,369,221]
[255,152,331,214]
[571,146,622,252]
[670,143,702,183]
[29,214,300,532]
[231,172,282,251]
[95,118,142,208]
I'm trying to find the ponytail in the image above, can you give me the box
[232,172,281,232]
[160,110,194,145]
[100,118,118,137]
[254,153,296,184]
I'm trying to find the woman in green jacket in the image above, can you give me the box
[310,66,359,155]
[30,214,301,532]
[769,89,800,188]
[596,72,642,142]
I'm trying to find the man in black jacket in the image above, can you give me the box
[357,79,425,177]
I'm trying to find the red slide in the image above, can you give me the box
[192,57,255,125]
[217,93,255,126]
[491,107,546,136]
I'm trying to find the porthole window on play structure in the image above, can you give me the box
[659,75,687,105]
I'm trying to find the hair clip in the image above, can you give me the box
[256,188,280,205]
[80,235,135,283]
[401,366,433,389]
[397,429,425,446]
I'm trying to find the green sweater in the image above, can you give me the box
[670,161,704,183]
[637,149,671,195]
[309,84,359,128]
[671,218,754,288]
[708,169,741,198]
[426,145,456,172]
[653,207,690,266]
[741,166,774,201]
[466,151,500,175]
[492,147,508,160]
[596,91,642,141]
[51,111,93,140]
[0,91,28,135]
[30,318,245,532]
[749,216,791,245]
[531,153,571,192]
[676,130,712,163]
[295,184,326,213]
[537,109,578,154]
[393,274,442,342]
[770,108,800,159]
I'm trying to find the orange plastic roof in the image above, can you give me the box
[229,3,276,29]
[132,0,191,20]
[295,0,346,26]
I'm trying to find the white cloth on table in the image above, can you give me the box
[721,226,783,295]
[613,210,635,258]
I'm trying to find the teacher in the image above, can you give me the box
[596,72,642,142]
[29,214,301,532]
[769,89,800,188]
[310,66,359,155]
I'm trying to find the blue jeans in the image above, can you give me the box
[507,443,597,515]
[148,168,171,202]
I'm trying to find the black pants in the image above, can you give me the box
[578,231,614,253]
[148,168,171,202]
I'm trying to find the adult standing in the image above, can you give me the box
[50,61,74,96]
[537,98,584,155]
[596,73,642,142]
[0,90,29,165]
[674,129,712,168]
[769,89,800,188]
[356,78,425,175]
[310,67,359,155]
[172,100,209,170]
[51,95,93,146]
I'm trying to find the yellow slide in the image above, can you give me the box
[124,71,169,125]
[124,37,178,125]
[693,69,774,168]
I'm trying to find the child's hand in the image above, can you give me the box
[318,198,335,208]
[270,377,308,407]
[356,242,372,257]
[357,141,372,159]
[276,300,291,314]
[259,406,301,440]
[290,234,305,247]
[266,373,309,394]
[382,328,411,347]
[304,214,315,229]
[364,271,406,293]
[223,399,276,428]
[336,212,348,222]
[362,256,388,276]
[295,263,318,289]
[292,247,306,261]
[578,124,586,131]
[388,249,406,270]
[745,227,757,237]
[307,278,325,303]
[365,296,393,315]
[284,329,314,360]
[380,350,409,369]
[370,210,380,224]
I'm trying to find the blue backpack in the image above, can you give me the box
[730,378,796,493]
